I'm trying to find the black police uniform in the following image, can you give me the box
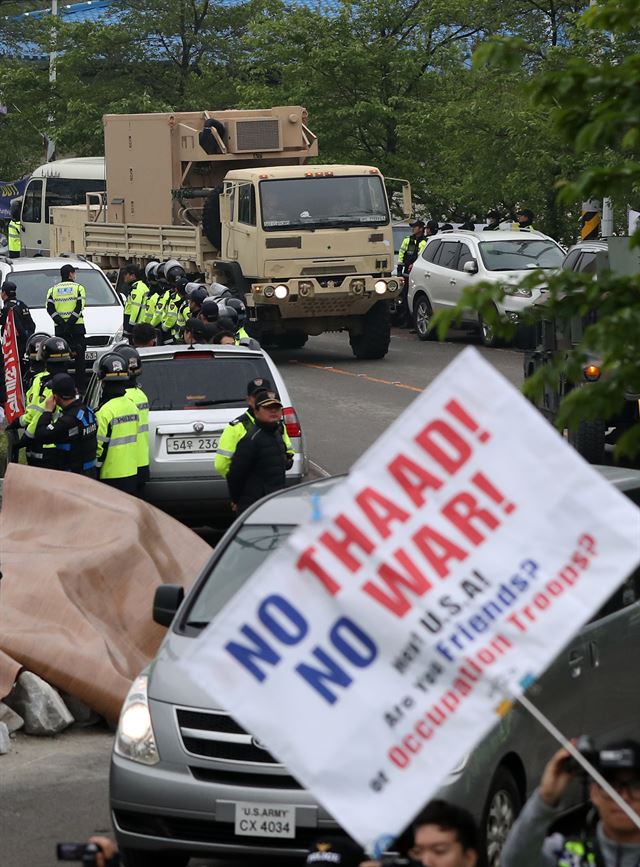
[34,398,98,476]
[227,419,289,514]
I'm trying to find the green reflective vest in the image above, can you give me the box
[398,235,427,267]
[557,839,597,867]
[151,290,170,328]
[124,280,149,327]
[46,281,86,325]
[140,290,159,325]
[126,384,150,469]
[215,411,294,478]
[8,220,21,253]
[96,394,139,480]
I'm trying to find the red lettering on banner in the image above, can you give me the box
[297,547,341,596]
[320,515,375,574]
[412,525,468,577]
[441,492,501,545]
[355,487,410,539]
[415,420,472,474]
[388,454,443,508]
[362,549,433,617]
[1,308,25,423]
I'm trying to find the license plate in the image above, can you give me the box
[234,802,295,839]
[166,435,219,454]
[85,350,98,361]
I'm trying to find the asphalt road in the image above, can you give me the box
[2,328,524,867]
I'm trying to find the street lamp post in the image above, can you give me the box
[46,0,58,161]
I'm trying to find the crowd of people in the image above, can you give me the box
[0,259,294,511]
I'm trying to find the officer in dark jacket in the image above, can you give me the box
[226,390,292,514]
[1,281,35,366]
[32,373,98,476]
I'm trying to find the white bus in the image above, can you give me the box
[19,156,105,256]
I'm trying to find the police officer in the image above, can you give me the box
[484,210,501,231]
[501,741,640,867]
[46,263,87,390]
[1,281,35,361]
[215,376,295,479]
[514,208,535,231]
[122,264,149,337]
[32,373,97,476]
[397,220,428,327]
[2,331,50,464]
[139,261,161,327]
[226,389,291,514]
[199,297,220,326]
[224,298,250,340]
[114,344,150,497]
[95,353,140,494]
[7,200,21,258]
[22,336,72,468]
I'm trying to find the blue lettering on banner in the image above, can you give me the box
[258,595,308,645]
[225,626,282,682]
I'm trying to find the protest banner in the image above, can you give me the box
[180,346,640,853]
[2,308,25,423]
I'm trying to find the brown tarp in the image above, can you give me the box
[0,464,213,722]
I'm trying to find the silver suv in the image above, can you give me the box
[407,230,564,345]
[111,470,640,867]
[86,344,307,518]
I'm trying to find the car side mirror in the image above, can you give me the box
[153,584,185,627]
[463,260,478,274]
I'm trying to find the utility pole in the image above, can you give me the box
[46,0,58,162]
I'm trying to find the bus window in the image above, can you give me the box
[44,178,105,223]
[22,180,43,223]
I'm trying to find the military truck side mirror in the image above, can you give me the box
[463,259,479,274]
[153,584,185,627]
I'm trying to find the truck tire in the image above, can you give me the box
[275,331,308,349]
[202,186,223,249]
[349,302,391,360]
[569,418,606,464]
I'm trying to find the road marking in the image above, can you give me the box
[289,360,423,393]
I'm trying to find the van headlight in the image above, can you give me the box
[110,327,124,344]
[115,674,159,765]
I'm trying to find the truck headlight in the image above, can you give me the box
[115,674,159,765]
[387,279,399,292]
[274,285,289,299]
[374,280,387,294]
[264,285,275,298]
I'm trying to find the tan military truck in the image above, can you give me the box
[50,107,411,357]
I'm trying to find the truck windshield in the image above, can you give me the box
[260,175,389,230]
[478,239,564,271]
[11,268,118,308]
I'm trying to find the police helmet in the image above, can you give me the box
[114,344,142,377]
[200,297,219,322]
[217,304,239,329]
[164,258,186,285]
[97,352,133,382]
[40,336,72,363]
[145,260,161,282]
[25,332,51,362]
[210,281,231,298]
[189,286,208,307]
[224,297,247,327]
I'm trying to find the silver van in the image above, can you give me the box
[110,468,640,867]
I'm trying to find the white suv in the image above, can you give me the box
[407,230,564,345]
[0,256,123,360]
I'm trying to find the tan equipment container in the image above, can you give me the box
[50,107,411,357]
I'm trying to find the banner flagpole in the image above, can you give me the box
[516,691,640,831]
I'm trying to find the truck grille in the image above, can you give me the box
[176,708,280,765]
[300,265,357,277]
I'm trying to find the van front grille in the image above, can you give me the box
[176,707,280,765]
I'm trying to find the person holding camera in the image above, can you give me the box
[501,740,640,867]
[305,800,479,867]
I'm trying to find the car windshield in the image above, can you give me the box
[478,240,564,271]
[10,268,118,308]
[186,524,296,625]
[260,175,389,230]
[141,355,273,411]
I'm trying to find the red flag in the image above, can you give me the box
[2,308,25,423]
